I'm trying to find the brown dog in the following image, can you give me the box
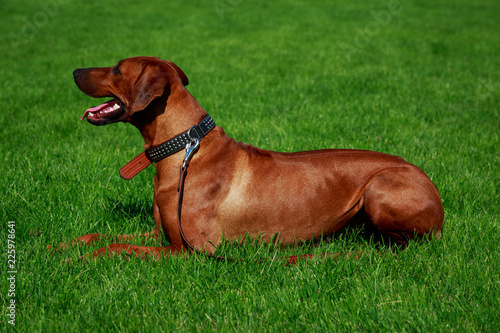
[65,56,444,259]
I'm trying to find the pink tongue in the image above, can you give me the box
[80,99,120,120]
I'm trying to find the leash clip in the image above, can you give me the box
[182,138,200,169]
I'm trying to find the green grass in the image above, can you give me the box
[1,0,499,331]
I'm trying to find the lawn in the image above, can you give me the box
[1,0,499,331]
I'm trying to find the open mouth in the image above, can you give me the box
[80,98,126,124]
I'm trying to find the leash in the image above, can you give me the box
[176,140,240,262]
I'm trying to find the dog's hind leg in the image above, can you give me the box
[362,166,444,244]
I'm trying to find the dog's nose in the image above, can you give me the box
[73,69,82,81]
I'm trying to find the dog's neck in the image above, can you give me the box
[134,86,207,150]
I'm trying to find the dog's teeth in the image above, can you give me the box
[103,107,116,114]
[89,112,95,116]
[113,104,120,110]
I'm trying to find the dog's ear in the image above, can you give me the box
[165,60,189,86]
[128,64,169,114]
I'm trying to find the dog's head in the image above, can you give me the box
[73,57,189,126]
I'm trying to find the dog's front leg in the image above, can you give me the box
[47,229,161,251]
[88,243,185,260]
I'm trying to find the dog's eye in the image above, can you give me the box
[112,66,121,76]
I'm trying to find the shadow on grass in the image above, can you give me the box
[105,198,153,224]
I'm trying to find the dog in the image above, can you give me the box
[61,56,443,260]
